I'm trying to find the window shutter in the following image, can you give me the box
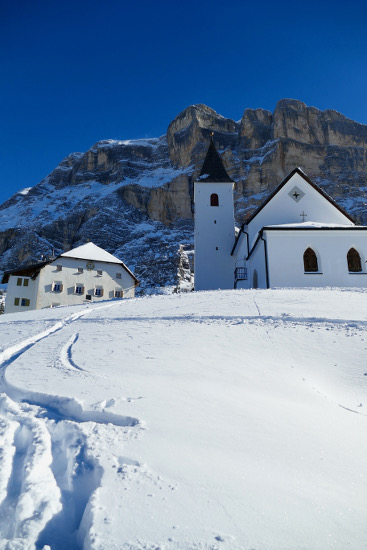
[60,284,63,292]
[81,286,85,294]
[101,288,104,297]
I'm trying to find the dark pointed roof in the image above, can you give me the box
[197,136,234,183]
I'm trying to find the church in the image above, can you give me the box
[194,137,367,290]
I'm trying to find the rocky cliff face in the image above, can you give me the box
[1,99,367,289]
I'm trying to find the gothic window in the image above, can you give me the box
[303,248,318,272]
[210,193,219,207]
[347,248,362,272]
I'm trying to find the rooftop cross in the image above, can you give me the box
[300,211,307,222]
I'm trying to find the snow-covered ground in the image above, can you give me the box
[0,288,366,550]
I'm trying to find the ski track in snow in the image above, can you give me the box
[0,303,141,550]
[1,293,366,549]
[60,333,84,372]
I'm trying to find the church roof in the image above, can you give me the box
[243,168,355,226]
[197,136,234,183]
[230,168,357,256]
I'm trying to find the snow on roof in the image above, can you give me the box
[61,242,123,263]
[264,221,364,229]
[18,187,32,196]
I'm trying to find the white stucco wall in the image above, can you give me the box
[233,233,250,290]
[37,257,136,309]
[247,172,354,248]
[5,257,136,313]
[194,181,236,290]
[265,229,367,288]
[5,275,39,314]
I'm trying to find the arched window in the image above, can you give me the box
[210,193,219,207]
[347,248,362,272]
[303,248,318,272]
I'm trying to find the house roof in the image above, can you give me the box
[61,242,123,263]
[1,261,50,284]
[243,168,355,226]
[197,135,234,183]
[1,242,139,285]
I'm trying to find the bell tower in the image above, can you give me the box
[194,135,235,290]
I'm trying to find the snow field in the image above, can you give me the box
[0,289,366,549]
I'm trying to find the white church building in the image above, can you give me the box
[194,137,367,290]
[2,242,138,314]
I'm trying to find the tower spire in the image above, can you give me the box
[198,134,234,183]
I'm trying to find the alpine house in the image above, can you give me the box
[2,242,138,313]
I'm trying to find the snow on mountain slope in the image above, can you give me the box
[0,289,367,550]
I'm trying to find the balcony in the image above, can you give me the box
[234,267,247,281]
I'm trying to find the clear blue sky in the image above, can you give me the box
[1,0,367,203]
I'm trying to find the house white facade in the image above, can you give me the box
[3,242,138,314]
[195,139,367,290]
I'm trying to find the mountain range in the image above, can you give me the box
[1,99,367,289]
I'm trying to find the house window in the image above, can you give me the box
[78,267,84,274]
[17,278,22,286]
[210,193,219,207]
[21,298,30,307]
[94,287,104,297]
[303,248,318,272]
[52,282,63,292]
[97,270,103,276]
[14,298,20,306]
[86,294,92,301]
[116,273,122,279]
[347,248,362,272]
[23,279,29,287]
[115,289,123,298]
[56,265,62,271]
[75,285,84,295]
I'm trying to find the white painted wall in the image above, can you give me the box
[194,181,236,290]
[37,257,136,309]
[247,172,354,248]
[5,275,39,314]
[265,229,367,288]
[5,257,136,313]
